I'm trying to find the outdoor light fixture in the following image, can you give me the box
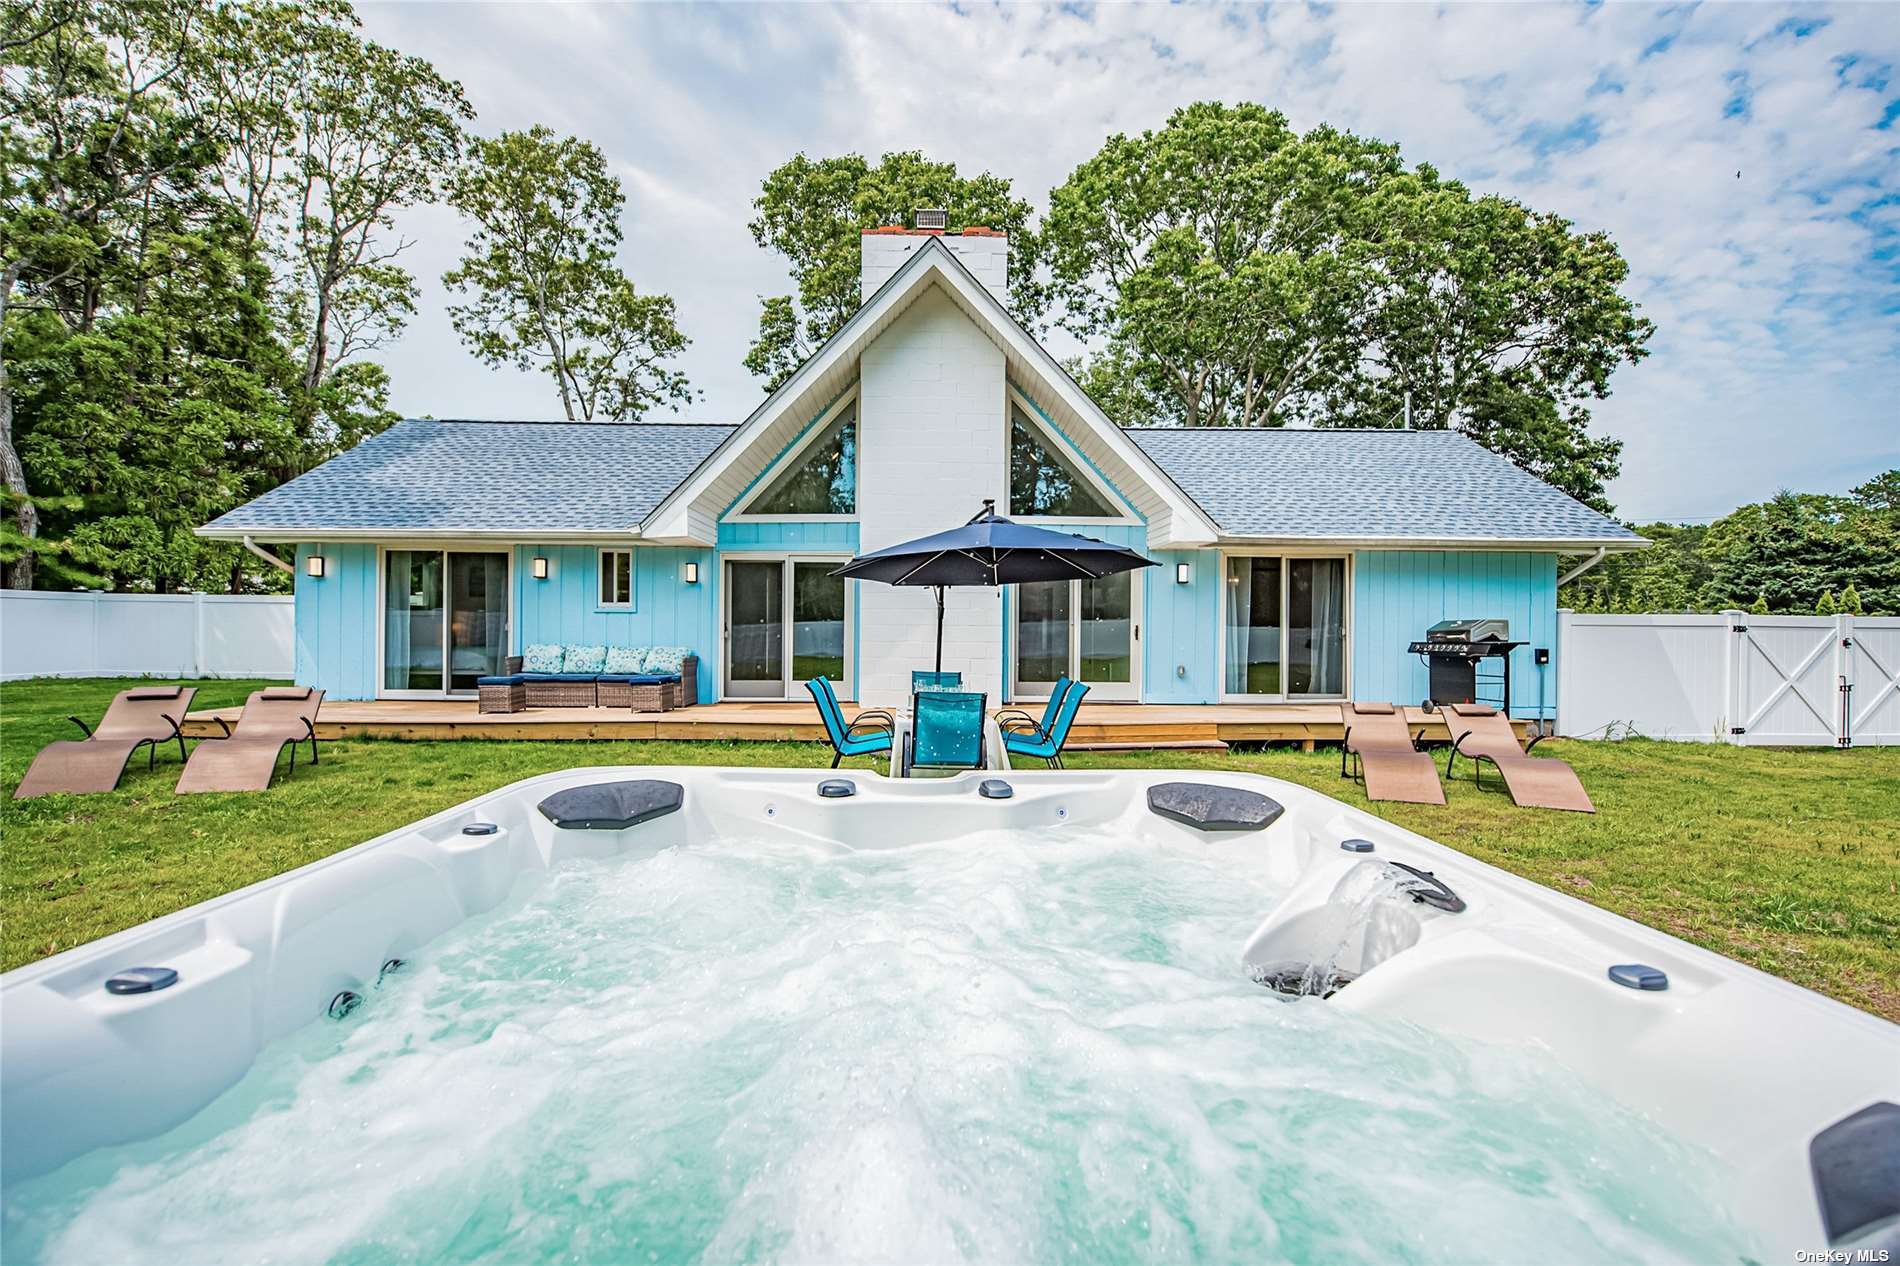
[531,556,549,580]
[683,562,699,584]
[305,554,325,579]
[1175,562,1191,585]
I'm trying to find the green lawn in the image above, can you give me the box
[4,677,1897,1022]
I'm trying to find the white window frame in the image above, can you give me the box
[1217,549,1353,702]
[598,548,634,609]
[1005,384,1138,526]
[1008,573,1144,703]
[717,552,855,701]
[728,389,861,522]
[374,543,516,700]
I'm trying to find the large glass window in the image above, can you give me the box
[1008,406,1115,518]
[791,561,846,683]
[1223,556,1346,698]
[384,550,444,692]
[383,550,508,695]
[749,404,857,515]
[724,557,849,698]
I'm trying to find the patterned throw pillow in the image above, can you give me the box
[604,646,647,674]
[645,645,687,676]
[522,643,564,674]
[563,644,607,674]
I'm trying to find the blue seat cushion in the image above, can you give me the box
[521,672,601,682]
[596,674,673,685]
[476,675,524,686]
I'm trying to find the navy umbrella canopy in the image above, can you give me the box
[833,501,1156,672]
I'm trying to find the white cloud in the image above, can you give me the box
[353,0,1900,520]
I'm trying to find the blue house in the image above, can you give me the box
[199,227,1643,717]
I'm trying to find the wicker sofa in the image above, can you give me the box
[477,650,698,714]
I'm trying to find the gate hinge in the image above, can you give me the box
[1842,637,1853,648]
[1730,726,1747,735]
[1732,625,1748,633]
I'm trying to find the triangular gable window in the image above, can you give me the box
[749,403,857,515]
[1009,406,1115,518]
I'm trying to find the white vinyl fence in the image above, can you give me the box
[0,590,293,682]
[1556,610,1900,746]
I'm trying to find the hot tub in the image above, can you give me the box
[2,767,1894,1264]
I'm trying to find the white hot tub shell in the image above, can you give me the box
[2,766,1895,1259]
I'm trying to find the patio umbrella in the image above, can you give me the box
[832,500,1157,673]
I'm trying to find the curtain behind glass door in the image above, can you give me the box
[1224,557,1282,695]
[447,553,507,692]
[1287,558,1346,695]
[384,551,444,692]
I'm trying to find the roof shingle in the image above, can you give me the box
[1126,427,1641,542]
[201,419,735,535]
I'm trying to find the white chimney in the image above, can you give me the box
[861,215,1009,308]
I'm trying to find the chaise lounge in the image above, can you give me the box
[477,644,699,713]
[175,686,325,794]
[1339,702,1446,805]
[14,685,198,799]
[1442,702,1595,813]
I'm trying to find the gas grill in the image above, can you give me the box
[1407,619,1526,713]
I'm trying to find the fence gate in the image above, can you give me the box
[1845,617,1900,746]
[1726,614,1900,747]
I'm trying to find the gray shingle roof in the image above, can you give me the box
[1128,427,1641,542]
[202,419,736,536]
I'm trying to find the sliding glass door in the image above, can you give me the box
[1013,573,1139,701]
[1223,555,1347,699]
[724,557,850,699]
[382,550,509,696]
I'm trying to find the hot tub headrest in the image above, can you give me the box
[1146,782,1285,832]
[537,780,684,830]
[1810,1100,1900,1247]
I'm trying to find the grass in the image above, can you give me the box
[4,677,1897,1022]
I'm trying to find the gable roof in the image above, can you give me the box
[638,236,1222,548]
[1127,427,1644,546]
[198,419,734,540]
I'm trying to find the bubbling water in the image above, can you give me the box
[3,830,1755,1265]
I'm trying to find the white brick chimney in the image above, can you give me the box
[860,225,1009,307]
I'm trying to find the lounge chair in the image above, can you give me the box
[911,670,963,693]
[1002,680,1089,768]
[174,687,325,794]
[903,690,987,776]
[807,677,893,770]
[1340,702,1445,805]
[1441,703,1594,813]
[13,686,198,799]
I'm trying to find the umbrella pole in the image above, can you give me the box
[934,585,945,673]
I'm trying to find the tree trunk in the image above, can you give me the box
[0,260,36,589]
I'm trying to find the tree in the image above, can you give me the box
[1458,376,1623,512]
[1046,104,1397,428]
[443,127,693,421]
[745,151,1040,390]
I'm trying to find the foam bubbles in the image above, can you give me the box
[3,830,1756,1264]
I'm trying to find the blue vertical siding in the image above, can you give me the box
[1144,549,1221,702]
[1351,551,1559,720]
[293,543,377,700]
[513,545,718,702]
[715,522,859,553]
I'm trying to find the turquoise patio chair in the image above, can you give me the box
[1002,680,1089,769]
[904,690,987,776]
[911,670,963,693]
[995,675,1070,741]
[806,677,894,770]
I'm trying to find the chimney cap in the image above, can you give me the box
[914,207,948,230]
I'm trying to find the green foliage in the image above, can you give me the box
[744,151,1040,389]
[1045,102,1650,510]
[444,127,694,421]
[1561,473,1900,615]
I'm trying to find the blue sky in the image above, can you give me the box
[358,1,1900,522]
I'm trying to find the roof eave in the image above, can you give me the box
[196,526,644,544]
[1208,534,1650,551]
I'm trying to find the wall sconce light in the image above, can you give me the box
[683,562,699,584]
[1175,562,1192,585]
[305,554,326,579]
[531,556,549,580]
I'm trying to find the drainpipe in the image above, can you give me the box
[1558,548,1608,587]
[241,535,294,576]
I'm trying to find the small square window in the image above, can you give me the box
[600,550,633,607]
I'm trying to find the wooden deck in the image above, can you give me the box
[181,699,1527,749]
